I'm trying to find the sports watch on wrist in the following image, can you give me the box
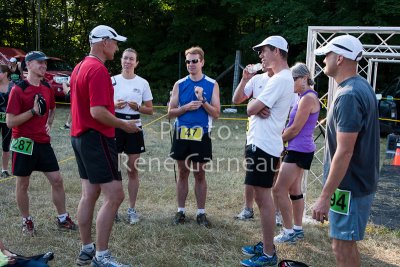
[202,98,206,104]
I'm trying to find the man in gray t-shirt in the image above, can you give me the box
[324,76,379,196]
[312,35,379,267]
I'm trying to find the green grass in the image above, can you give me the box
[0,105,399,266]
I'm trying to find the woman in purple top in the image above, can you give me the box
[273,63,320,243]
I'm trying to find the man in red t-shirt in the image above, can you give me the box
[70,25,139,267]
[6,51,77,236]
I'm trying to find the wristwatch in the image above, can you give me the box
[202,98,207,104]
[31,108,36,116]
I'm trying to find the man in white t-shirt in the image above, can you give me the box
[232,65,272,221]
[240,36,294,267]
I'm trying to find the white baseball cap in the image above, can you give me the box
[314,35,363,61]
[10,57,17,63]
[89,25,127,44]
[253,36,289,52]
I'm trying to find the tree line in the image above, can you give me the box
[1,0,399,103]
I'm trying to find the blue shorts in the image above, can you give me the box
[329,193,375,241]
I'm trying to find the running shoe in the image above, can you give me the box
[57,215,78,230]
[275,212,282,227]
[196,213,211,228]
[22,218,36,236]
[294,229,304,240]
[240,253,278,267]
[241,241,263,256]
[0,170,10,178]
[127,208,139,224]
[91,253,131,267]
[173,211,185,225]
[274,230,297,244]
[235,207,254,220]
[76,246,95,266]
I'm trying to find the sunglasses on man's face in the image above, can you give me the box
[185,59,200,64]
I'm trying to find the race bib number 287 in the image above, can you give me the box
[10,137,34,155]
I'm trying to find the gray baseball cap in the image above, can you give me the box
[25,51,48,62]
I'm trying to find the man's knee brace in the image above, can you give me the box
[290,194,303,201]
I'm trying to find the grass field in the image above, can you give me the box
[0,105,399,267]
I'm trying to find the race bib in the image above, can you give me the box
[10,73,20,82]
[330,188,351,215]
[179,126,203,141]
[10,137,34,155]
[0,112,6,123]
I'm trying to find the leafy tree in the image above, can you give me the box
[1,0,400,102]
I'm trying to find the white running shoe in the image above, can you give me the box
[127,208,140,224]
[275,212,283,226]
[274,230,297,244]
[235,207,254,220]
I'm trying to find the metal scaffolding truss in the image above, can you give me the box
[303,26,400,215]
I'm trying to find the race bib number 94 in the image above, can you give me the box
[10,137,34,155]
[179,126,203,141]
[330,188,351,215]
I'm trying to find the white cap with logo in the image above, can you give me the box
[253,36,289,52]
[314,35,363,61]
[89,25,127,44]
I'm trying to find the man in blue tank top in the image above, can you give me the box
[168,46,220,228]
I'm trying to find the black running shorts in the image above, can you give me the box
[170,129,212,163]
[115,112,145,154]
[12,142,59,176]
[244,144,279,188]
[71,130,122,184]
[283,150,314,170]
[115,127,145,154]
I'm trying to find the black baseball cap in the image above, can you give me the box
[25,51,49,62]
